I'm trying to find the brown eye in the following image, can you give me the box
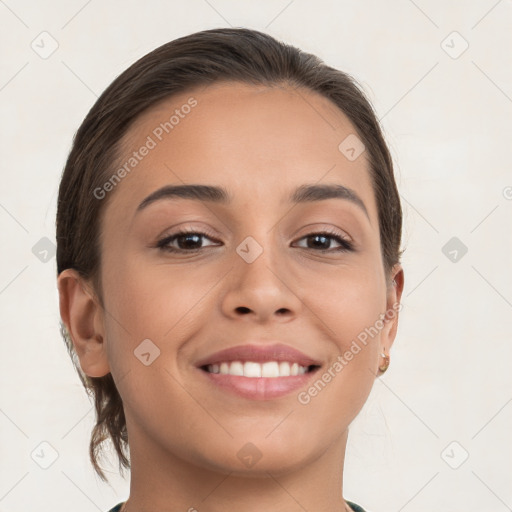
[156,230,221,253]
[293,231,354,252]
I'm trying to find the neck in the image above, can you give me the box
[121,423,352,512]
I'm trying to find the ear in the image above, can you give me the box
[57,269,111,378]
[379,263,404,360]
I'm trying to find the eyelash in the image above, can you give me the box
[155,227,354,254]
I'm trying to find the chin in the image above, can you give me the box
[193,434,320,477]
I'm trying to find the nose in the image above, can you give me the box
[220,236,304,324]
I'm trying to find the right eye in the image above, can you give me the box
[156,230,222,253]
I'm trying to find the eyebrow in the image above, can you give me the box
[136,183,370,221]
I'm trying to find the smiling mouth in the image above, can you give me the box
[201,361,321,378]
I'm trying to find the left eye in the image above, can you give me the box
[156,230,354,253]
[293,231,354,252]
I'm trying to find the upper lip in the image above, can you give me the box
[195,343,322,368]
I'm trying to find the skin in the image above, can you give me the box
[58,82,404,512]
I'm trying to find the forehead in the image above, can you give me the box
[105,81,377,223]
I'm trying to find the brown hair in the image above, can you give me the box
[56,27,403,483]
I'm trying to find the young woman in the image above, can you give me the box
[56,27,404,512]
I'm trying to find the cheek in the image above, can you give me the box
[293,263,384,411]
[296,259,385,344]
[101,254,218,370]
[100,257,200,425]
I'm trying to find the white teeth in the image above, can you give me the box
[206,360,310,377]
[244,361,261,378]
[261,361,279,377]
[230,361,244,376]
[279,361,291,376]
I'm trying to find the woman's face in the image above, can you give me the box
[93,82,403,475]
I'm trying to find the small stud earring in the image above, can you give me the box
[378,351,390,373]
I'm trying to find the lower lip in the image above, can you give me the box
[198,367,320,400]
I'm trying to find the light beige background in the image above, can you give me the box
[0,1,511,511]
